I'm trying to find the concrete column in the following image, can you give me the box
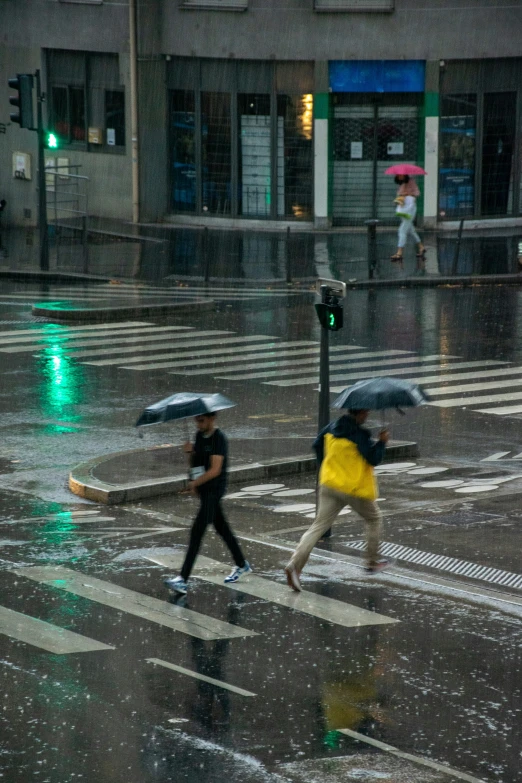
[423,61,440,229]
[314,61,331,229]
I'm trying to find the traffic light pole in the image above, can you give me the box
[318,326,330,432]
[36,70,49,271]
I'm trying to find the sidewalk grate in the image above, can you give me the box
[345,540,522,590]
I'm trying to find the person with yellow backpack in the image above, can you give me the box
[284,409,389,592]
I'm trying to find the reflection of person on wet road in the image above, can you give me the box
[164,413,251,595]
[285,409,388,591]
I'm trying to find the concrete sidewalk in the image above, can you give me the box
[69,438,418,504]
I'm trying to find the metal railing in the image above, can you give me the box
[45,164,89,272]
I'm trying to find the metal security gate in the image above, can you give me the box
[332,102,421,226]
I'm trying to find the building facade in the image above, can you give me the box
[1,0,521,230]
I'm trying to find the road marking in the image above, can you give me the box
[209,350,414,379]
[480,452,512,461]
[431,390,522,408]
[93,526,182,541]
[475,404,522,415]
[338,728,488,783]
[144,553,399,629]
[1,329,233,354]
[0,605,114,654]
[426,377,522,396]
[74,340,310,363]
[0,324,192,347]
[265,357,494,387]
[15,566,257,641]
[330,365,522,392]
[165,345,363,373]
[0,321,151,338]
[146,658,256,697]
[344,541,522,590]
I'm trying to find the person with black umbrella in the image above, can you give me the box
[284,409,389,592]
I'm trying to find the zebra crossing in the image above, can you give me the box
[3,320,522,417]
[0,282,298,306]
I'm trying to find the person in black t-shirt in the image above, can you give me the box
[164,412,251,596]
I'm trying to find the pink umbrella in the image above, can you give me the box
[385,164,427,176]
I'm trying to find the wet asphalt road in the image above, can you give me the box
[0,280,522,782]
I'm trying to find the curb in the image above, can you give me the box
[32,297,215,322]
[347,273,522,289]
[68,440,419,505]
[0,269,111,284]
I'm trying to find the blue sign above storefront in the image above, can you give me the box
[329,60,425,93]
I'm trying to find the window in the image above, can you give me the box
[314,0,393,10]
[47,51,125,151]
[180,0,247,9]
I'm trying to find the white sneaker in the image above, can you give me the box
[224,561,252,584]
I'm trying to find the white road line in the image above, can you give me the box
[15,566,257,641]
[0,321,151,339]
[72,340,309,363]
[426,377,522,396]
[83,336,291,367]
[330,365,522,392]
[0,324,193,347]
[165,345,357,372]
[144,554,399,629]
[117,341,317,370]
[430,390,522,408]
[0,605,114,654]
[183,349,412,377]
[0,329,232,353]
[474,404,522,415]
[257,355,473,386]
[338,729,488,783]
[146,658,256,697]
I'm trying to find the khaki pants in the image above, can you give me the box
[288,484,382,573]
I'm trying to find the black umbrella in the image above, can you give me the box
[136,392,237,427]
[332,377,431,412]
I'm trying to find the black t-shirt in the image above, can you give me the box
[192,428,228,496]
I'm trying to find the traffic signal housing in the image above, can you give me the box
[315,301,343,332]
[8,74,34,129]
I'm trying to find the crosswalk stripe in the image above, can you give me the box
[430,391,522,408]
[0,324,194,348]
[82,336,292,367]
[1,328,228,353]
[474,404,522,415]
[330,365,522,393]
[184,349,413,377]
[116,341,317,370]
[146,658,257,697]
[426,377,522,396]
[163,345,361,372]
[0,321,151,339]
[15,566,257,641]
[273,360,507,389]
[239,355,460,385]
[68,338,302,362]
[144,554,399,629]
[0,604,114,654]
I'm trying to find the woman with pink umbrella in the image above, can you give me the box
[385,163,427,268]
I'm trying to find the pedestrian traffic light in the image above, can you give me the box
[315,302,343,331]
[46,132,59,149]
[8,74,34,129]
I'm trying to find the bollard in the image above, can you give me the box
[203,226,210,283]
[364,219,379,280]
[452,218,465,276]
[285,225,292,283]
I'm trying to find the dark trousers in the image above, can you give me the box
[181,492,245,581]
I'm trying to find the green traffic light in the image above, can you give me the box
[329,312,335,327]
[47,132,58,149]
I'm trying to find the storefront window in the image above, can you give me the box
[171,90,196,212]
[277,95,313,219]
[439,94,477,218]
[238,94,271,217]
[201,92,231,215]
